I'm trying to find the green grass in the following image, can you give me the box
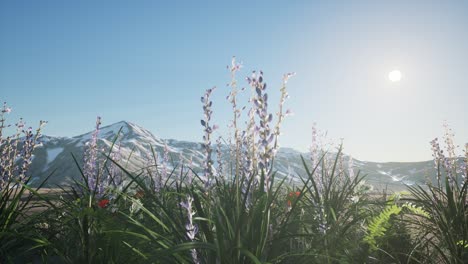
[0,142,466,263]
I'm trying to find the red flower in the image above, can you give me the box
[288,191,301,198]
[287,191,301,207]
[98,199,110,208]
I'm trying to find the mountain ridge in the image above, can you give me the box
[29,120,438,190]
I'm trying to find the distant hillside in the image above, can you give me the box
[28,121,438,191]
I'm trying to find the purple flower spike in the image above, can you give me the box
[83,116,103,197]
[201,87,216,188]
[0,101,46,192]
[180,195,200,264]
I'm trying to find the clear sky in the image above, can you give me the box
[1,0,468,162]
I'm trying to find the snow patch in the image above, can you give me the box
[42,147,63,172]
[390,175,405,182]
[402,180,414,186]
[100,122,130,138]
[46,147,64,164]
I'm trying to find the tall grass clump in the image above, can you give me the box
[100,58,304,263]
[270,130,371,263]
[406,122,468,263]
[39,117,142,263]
[0,101,48,262]
[192,59,297,263]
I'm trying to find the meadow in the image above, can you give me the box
[1,61,467,263]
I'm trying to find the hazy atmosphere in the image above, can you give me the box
[2,1,468,162]
[2,2,468,263]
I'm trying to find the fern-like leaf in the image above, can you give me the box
[364,204,402,250]
[402,202,430,218]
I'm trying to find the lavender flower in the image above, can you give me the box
[0,103,10,144]
[215,136,224,178]
[272,72,294,157]
[442,121,457,183]
[430,137,444,186]
[226,56,243,178]
[83,116,103,196]
[18,122,47,182]
[430,122,468,188]
[201,87,216,189]
[309,124,352,194]
[0,103,45,191]
[180,195,199,264]
[247,71,275,189]
[233,85,258,192]
[199,60,294,195]
[309,123,323,193]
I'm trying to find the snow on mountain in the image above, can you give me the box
[28,121,438,190]
[46,147,64,163]
[43,147,64,171]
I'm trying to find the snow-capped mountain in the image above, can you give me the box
[28,121,438,191]
[29,121,205,186]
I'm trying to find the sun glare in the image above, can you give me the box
[388,70,402,82]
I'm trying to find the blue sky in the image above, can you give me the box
[1,0,468,162]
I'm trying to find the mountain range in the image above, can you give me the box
[28,121,438,191]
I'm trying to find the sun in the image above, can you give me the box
[388,70,402,82]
